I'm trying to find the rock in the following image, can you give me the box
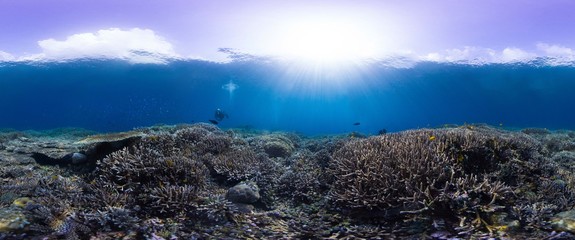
[75,131,145,145]
[552,209,575,232]
[14,148,27,154]
[0,207,29,232]
[1,133,82,165]
[11,198,34,208]
[489,212,520,233]
[70,152,87,164]
[234,203,255,213]
[226,181,261,204]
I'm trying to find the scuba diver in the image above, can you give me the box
[214,108,229,122]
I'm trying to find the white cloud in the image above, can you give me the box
[35,28,178,63]
[421,46,537,64]
[536,43,575,62]
[534,43,575,65]
[0,51,15,61]
[537,43,574,57]
[500,47,536,63]
[3,31,575,66]
[422,47,497,63]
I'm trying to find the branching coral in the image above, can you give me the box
[331,130,450,212]
[94,144,209,191]
[278,150,323,204]
[7,123,573,238]
[249,152,282,209]
[206,145,259,182]
[143,185,203,216]
[25,194,91,239]
[328,127,550,230]
[173,124,232,155]
[194,195,239,225]
[85,206,140,232]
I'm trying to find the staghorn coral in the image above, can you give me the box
[89,142,210,224]
[552,151,575,171]
[94,145,209,191]
[24,195,91,239]
[516,202,557,231]
[206,145,259,182]
[249,152,282,209]
[327,126,575,237]
[173,123,232,155]
[278,150,323,204]
[81,124,268,234]
[85,206,140,232]
[194,195,240,225]
[328,127,558,235]
[330,130,455,212]
[536,178,575,209]
[143,185,203,216]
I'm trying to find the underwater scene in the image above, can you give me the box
[3,1,575,239]
[2,56,575,240]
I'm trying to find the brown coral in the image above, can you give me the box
[277,150,323,204]
[328,127,548,229]
[207,145,259,181]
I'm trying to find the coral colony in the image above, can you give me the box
[1,123,575,239]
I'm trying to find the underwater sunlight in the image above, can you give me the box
[273,59,371,98]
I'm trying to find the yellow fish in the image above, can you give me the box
[429,136,436,141]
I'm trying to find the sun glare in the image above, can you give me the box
[279,19,377,63]
[268,16,384,96]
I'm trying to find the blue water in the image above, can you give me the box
[1,58,574,135]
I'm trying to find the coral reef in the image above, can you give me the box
[248,133,296,158]
[277,150,324,204]
[206,145,259,181]
[2,123,575,239]
[329,126,574,237]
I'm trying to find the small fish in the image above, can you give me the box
[353,122,361,126]
[378,129,387,135]
[209,120,219,125]
[429,136,436,141]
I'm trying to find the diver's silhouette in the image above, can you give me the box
[214,108,229,121]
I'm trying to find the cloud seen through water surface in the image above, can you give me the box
[0,51,15,61]
[423,47,537,64]
[33,28,178,64]
[0,28,575,66]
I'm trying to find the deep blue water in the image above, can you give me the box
[1,58,574,135]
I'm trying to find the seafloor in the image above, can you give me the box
[1,123,575,239]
